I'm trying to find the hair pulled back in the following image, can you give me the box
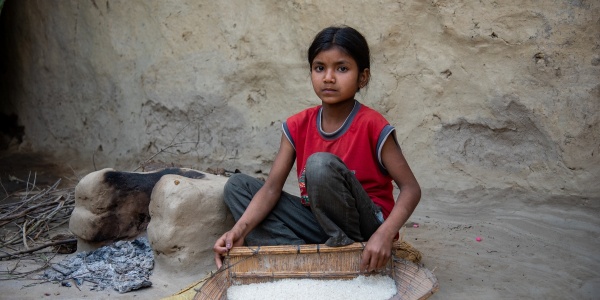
[307,26,371,85]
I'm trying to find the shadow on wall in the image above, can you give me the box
[435,94,560,175]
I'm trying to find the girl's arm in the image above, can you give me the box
[360,135,421,272]
[214,133,296,268]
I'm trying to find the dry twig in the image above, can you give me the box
[133,123,199,172]
[0,239,77,260]
[0,252,57,280]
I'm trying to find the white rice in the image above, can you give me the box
[226,274,397,300]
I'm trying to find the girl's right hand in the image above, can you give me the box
[213,230,244,269]
[214,134,296,268]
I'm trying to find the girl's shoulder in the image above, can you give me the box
[356,103,390,123]
[287,105,321,122]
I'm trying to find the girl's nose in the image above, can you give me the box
[324,70,335,83]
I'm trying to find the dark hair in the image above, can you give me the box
[307,26,371,85]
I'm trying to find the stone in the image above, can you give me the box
[147,173,234,277]
[69,167,205,248]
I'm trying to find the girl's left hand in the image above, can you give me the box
[360,232,393,272]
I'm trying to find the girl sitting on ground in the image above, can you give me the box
[213,25,421,273]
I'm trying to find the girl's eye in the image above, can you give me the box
[314,66,324,72]
[338,66,348,72]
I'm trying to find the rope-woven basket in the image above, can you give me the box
[194,241,438,300]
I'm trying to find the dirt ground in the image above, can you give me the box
[0,152,599,299]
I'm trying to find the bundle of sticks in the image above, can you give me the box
[0,176,76,260]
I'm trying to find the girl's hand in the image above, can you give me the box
[213,229,244,269]
[360,231,393,272]
[213,134,296,269]
[359,133,421,272]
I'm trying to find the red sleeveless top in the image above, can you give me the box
[283,101,397,219]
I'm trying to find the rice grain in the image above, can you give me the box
[227,274,397,300]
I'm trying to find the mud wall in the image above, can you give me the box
[1,0,598,197]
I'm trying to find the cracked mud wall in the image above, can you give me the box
[1,0,598,197]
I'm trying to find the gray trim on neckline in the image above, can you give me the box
[317,100,361,140]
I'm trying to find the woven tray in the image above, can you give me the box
[194,241,438,300]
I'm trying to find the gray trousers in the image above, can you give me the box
[223,152,383,247]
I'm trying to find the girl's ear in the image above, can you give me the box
[359,68,371,88]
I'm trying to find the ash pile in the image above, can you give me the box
[43,237,154,293]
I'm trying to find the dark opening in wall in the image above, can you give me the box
[0,0,23,150]
[0,113,24,149]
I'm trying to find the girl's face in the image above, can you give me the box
[310,47,369,106]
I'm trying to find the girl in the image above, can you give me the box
[213,26,421,273]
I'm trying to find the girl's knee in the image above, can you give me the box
[306,152,338,169]
[306,152,346,178]
[223,173,250,195]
